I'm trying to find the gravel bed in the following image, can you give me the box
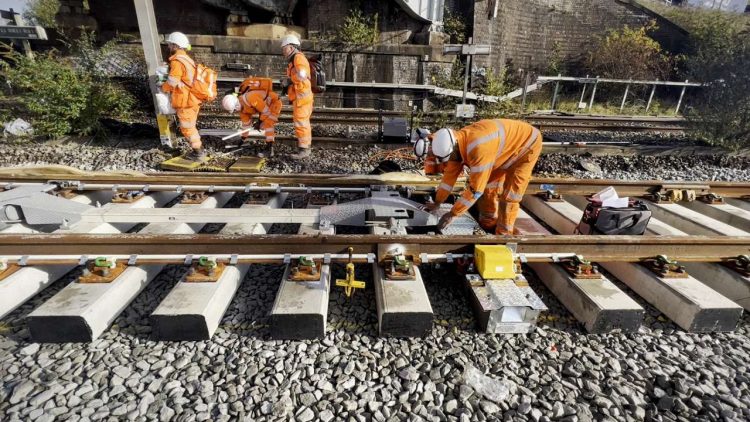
[2,263,750,422]
[2,129,750,421]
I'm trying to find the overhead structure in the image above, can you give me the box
[393,0,444,24]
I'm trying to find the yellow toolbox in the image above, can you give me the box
[474,245,517,279]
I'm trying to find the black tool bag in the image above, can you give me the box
[576,199,652,235]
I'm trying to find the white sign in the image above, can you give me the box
[455,104,475,118]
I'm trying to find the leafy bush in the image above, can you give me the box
[585,21,673,80]
[23,0,60,28]
[476,67,516,118]
[0,33,135,139]
[333,9,379,46]
[443,9,467,44]
[667,9,750,149]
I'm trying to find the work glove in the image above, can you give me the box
[422,201,441,213]
[252,120,261,131]
[437,212,455,233]
[280,78,291,96]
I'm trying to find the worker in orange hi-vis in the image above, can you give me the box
[221,77,282,157]
[414,119,542,235]
[280,34,314,160]
[160,32,206,162]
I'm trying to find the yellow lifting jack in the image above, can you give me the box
[335,247,365,298]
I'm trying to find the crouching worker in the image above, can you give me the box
[415,119,542,235]
[221,77,281,157]
[160,32,207,162]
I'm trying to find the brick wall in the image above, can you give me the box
[471,0,687,74]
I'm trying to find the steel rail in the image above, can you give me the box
[0,234,748,263]
[1,175,748,197]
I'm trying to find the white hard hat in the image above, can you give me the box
[221,94,240,113]
[431,128,457,162]
[165,32,190,49]
[280,34,301,48]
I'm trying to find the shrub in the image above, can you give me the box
[0,33,135,139]
[334,9,379,46]
[23,0,60,28]
[585,21,673,80]
[476,67,516,118]
[443,9,467,44]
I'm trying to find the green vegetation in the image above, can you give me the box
[0,32,135,139]
[442,9,467,44]
[585,21,673,80]
[23,0,60,28]
[333,9,380,46]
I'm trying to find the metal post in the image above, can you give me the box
[588,77,599,111]
[521,72,530,112]
[462,37,473,105]
[551,74,561,111]
[10,9,33,58]
[646,83,657,112]
[620,82,631,112]
[675,79,688,114]
[133,0,174,148]
[578,75,588,108]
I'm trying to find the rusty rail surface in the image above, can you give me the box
[0,234,748,263]
[1,173,749,198]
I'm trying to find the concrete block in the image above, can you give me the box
[373,264,432,337]
[270,264,331,340]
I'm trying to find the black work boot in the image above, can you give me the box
[290,147,311,160]
[185,148,209,163]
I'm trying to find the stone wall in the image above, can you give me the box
[470,0,688,74]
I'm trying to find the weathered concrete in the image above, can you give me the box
[0,192,174,320]
[515,206,644,332]
[151,194,286,341]
[679,200,750,234]
[373,263,433,337]
[270,199,333,340]
[27,193,231,342]
[640,199,749,236]
[522,195,743,332]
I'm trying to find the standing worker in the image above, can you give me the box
[221,76,282,157]
[280,34,314,160]
[415,119,542,235]
[161,32,206,162]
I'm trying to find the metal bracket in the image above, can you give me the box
[383,254,416,281]
[537,190,562,202]
[323,253,331,265]
[229,254,238,265]
[245,192,270,205]
[128,255,138,266]
[642,255,688,279]
[185,256,224,283]
[184,255,193,266]
[112,190,145,204]
[181,191,208,204]
[283,253,291,264]
[287,256,322,282]
[79,257,126,284]
[559,255,601,279]
[699,193,724,205]
[722,255,750,277]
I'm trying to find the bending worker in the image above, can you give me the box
[416,119,542,235]
[221,77,282,157]
[280,34,314,160]
[160,32,206,162]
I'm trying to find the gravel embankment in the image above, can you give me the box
[1,129,750,422]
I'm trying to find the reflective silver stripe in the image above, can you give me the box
[266,115,279,122]
[299,136,312,142]
[501,128,540,170]
[296,91,312,99]
[294,121,311,128]
[457,197,474,208]
[241,122,251,128]
[180,121,196,129]
[173,56,196,85]
[265,128,274,134]
[494,120,507,159]
[239,94,251,109]
[296,69,308,80]
[485,181,500,189]
[479,212,495,218]
[466,131,500,155]
[265,137,274,142]
[506,191,523,201]
[188,133,201,142]
[167,76,182,87]
[438,183,453,192]
[470,163,493,173]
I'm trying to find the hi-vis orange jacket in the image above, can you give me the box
[434,119,541,216]
[161,49,200,109]
[286,53,313,103]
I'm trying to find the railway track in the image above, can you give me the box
[0,171,748,341]
[201,107,686,133]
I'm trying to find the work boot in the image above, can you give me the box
[290,147,311,160]
[257,143,274,158]
[185,148,209,163]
